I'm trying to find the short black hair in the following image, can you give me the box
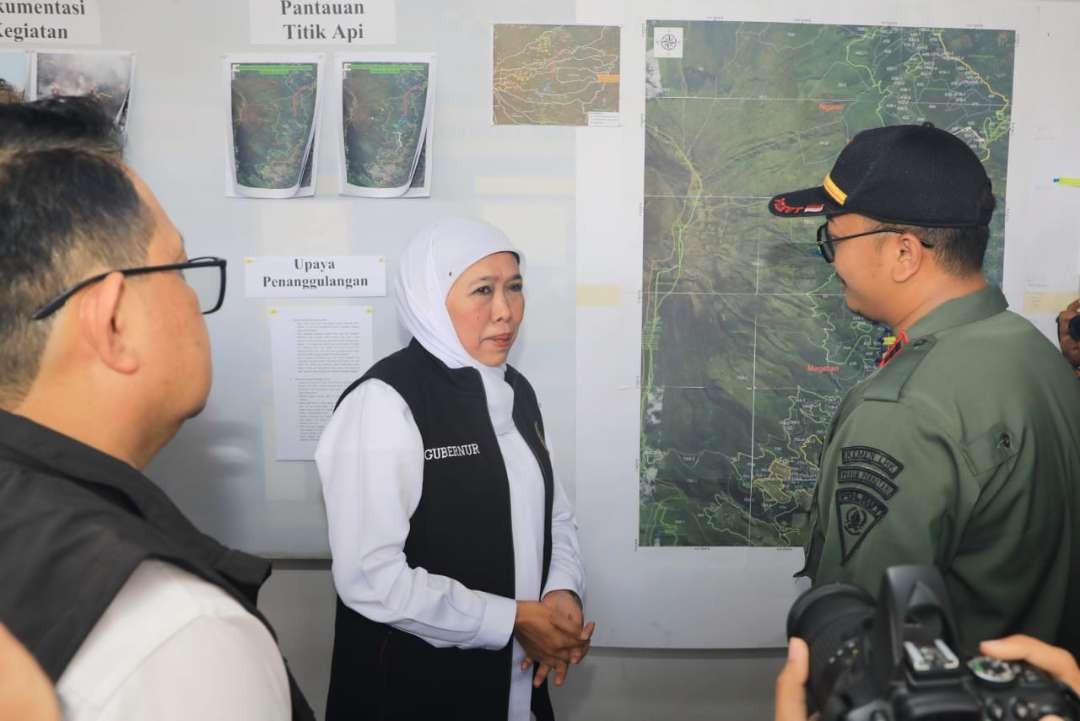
[0,95,121,150]
[883,185,996,275]
[0,96,153,407]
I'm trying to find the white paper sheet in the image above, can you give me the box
[248,0,396,46]
[245,255,387,298]
[0,1,102,46]
[269,306,374,460]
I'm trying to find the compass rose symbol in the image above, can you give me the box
[659,32,680,52]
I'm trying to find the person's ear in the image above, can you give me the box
[76,272,139,375]
[890,231,925,283]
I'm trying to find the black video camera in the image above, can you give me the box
[1069,314,1080,342]
[787,565,1080,721]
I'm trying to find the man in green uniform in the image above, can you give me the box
[768,123,1080,656]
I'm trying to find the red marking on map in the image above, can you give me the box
[818,102,845,112]
[807,364,840,374]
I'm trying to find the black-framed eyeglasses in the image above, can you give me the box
[815,223,932,264]
[31,256,227,321]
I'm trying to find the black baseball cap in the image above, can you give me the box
[767,123,994,227]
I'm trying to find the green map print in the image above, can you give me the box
[342,62,428,189]
[231,63,318,190]
[640,21,1014,547]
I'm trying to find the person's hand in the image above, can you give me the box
[775,637,813,721]
[0,624,61,721]
[514,599,594,688]
[543,591,589,660]
[980,635,1080,697]
[1056,299,1080,373]
[523,591,595,687]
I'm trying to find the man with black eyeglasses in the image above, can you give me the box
[0,98,313,720]
[767,123,1080,657]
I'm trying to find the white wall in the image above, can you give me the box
[258,566,786,721]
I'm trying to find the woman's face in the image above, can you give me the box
[445,251,524,367]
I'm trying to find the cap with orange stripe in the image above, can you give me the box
[767,123,995,228]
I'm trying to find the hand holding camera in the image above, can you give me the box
[779,565,1080,721]
[980,636,1080,714]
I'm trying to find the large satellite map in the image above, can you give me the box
[230,62,318,191]
[493,24,620,126]
[341,61,429,190]
[640,21,1015,547]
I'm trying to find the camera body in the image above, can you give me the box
[787,565,1080,721]
[1069,313,1080,342]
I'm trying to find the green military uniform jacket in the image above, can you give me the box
[803,286,1080,656]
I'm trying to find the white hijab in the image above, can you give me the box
[394,217,523,435]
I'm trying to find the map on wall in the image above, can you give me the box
[493,23,621,126]
[640,20,1015,547]
[338,55,433,198]
[228,60,321,198]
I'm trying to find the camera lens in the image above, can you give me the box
[1069,314,1080,341]
[787,583,877,715]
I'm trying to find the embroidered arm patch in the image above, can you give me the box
[840,446,904,479]
[834,444,904,563]
[835,487,888,564]
[837,465,898,500]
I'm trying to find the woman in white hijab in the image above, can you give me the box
[316,217,592,721]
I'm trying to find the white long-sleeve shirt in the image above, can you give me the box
[315,378,585,721]
[56,560,290,721]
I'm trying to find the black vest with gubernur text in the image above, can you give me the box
[325,339,555,721]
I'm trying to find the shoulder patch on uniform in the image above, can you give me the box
[862,336,937,403]
[840,446,904,479]
[837,465,898,500]
[835,487,888,564]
